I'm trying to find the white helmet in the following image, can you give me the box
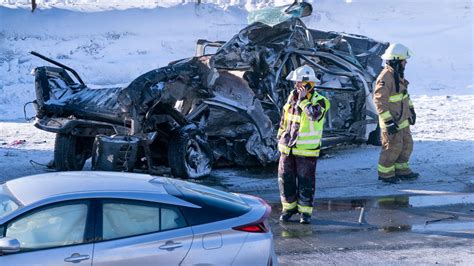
[286,65,320,82]
[381,43,413,60]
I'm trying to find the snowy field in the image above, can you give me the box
[0,0,473,193]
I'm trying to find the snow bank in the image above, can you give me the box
[309,0,473,95]
[0,0,472,120]
[0,4,248,119]
[0,0,293,11]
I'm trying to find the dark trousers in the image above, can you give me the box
[278,153,317,213]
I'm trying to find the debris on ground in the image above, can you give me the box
[10,140,26,146]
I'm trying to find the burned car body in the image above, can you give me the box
[32,17,387,178]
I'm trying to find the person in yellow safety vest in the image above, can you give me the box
[277,65,330,224]
[374,43,419,183]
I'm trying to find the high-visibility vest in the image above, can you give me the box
[278,92,330,157]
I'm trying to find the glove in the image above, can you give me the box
[385,119,398,135]
[409,108,416,125]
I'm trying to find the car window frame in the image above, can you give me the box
[0,199,95,255]
[95,198,189,243]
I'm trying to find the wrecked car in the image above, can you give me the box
[31,8,388,179]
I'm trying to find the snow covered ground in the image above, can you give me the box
[0,1,473,195]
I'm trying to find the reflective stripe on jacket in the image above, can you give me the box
[277,90,330,157]
[374,65,414,131]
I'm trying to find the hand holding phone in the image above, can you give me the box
[296,84,307,100]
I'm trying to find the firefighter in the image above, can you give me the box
[277,65,330,224]
[374,43,419,183]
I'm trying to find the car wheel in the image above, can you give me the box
[367,124,382,146]
[54,133,93,170]
[168,125,213,179]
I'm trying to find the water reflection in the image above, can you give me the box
[313,192,474,211]
[281,228,313,238]
[275,193,474,238]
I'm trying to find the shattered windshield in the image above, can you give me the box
[0,185,21,220]
[248,2,312,26]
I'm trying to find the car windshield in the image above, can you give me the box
[0,184,21,220]
[247,3,310,26]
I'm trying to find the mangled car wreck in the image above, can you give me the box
[32,10,388,179]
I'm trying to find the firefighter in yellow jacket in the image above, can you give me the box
[374,43,419,183]
[277,65,330,224]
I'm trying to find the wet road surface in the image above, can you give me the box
[270,194,474,264]
[175,160,474,264]
[191,167,474,264]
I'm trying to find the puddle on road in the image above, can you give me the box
[312,192,474,211]
[380,225,412,233]
[280,227,314,238]
[273,192,474,239]
[378,221,474,237]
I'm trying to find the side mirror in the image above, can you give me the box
[0,237,21,254]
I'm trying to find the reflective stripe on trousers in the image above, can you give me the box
[378,164,395,174]
[298,204,313,214]
[282,201,297,211]
[395,162,409,170]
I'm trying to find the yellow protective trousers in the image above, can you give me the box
[378,127,414,178]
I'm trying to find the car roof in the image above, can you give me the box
[5,171,169,206]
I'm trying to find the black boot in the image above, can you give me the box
[378,176,401,184]
[397,172,419,181]
[300,213,312,224]
[279,208,297,222]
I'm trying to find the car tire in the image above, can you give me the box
[367,124,382,146]
[168,124,213,179]
[54,133,93,171]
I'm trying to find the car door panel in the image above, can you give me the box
[92,227,193,266]
[0,244,94,266]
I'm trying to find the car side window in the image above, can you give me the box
[102,200,160,240]
[101,200,188,241]
[161,205,186,231]
[5,202,89,251]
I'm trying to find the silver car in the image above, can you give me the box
[0,172,277,265]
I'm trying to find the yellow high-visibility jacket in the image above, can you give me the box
[277,90,330,157]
